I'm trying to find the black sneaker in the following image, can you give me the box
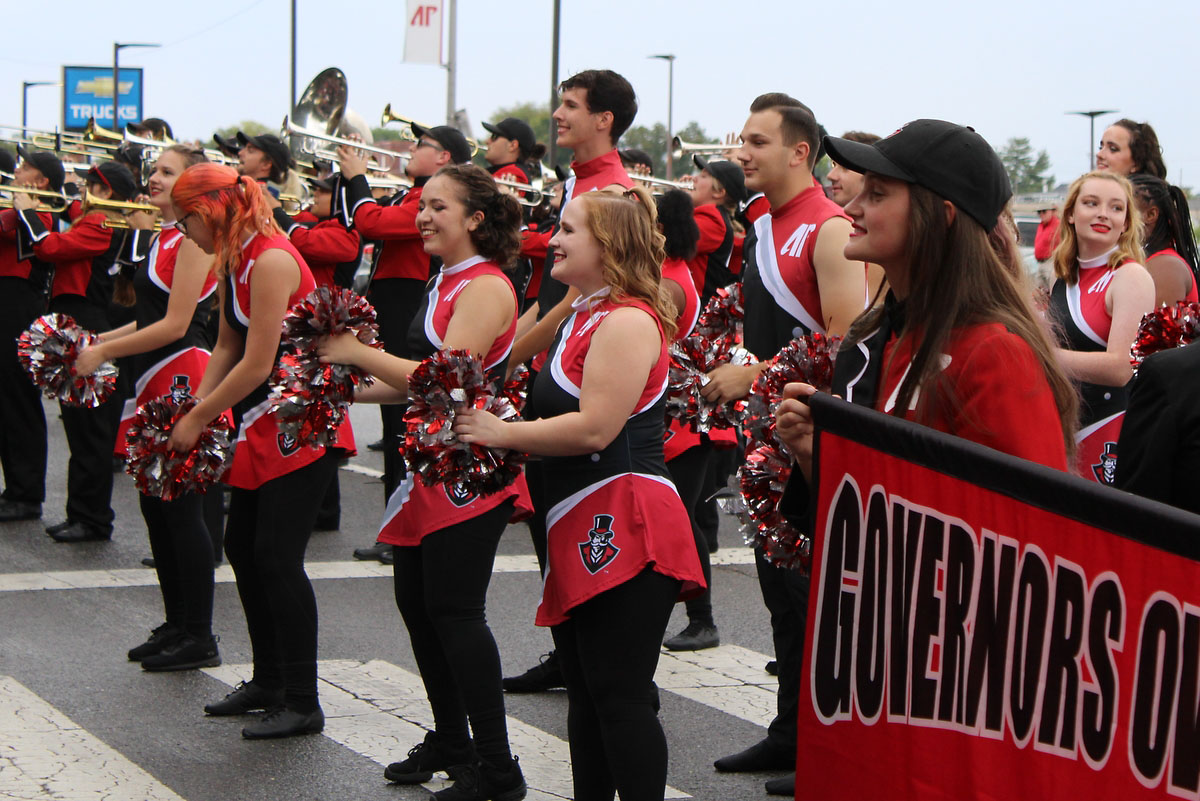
[352,542,393,563]
[663,621,720,651]
[241,706,325,739]
[0,498,41,521]
[433,757,526,801]
[127,622,184,662]
[502,652,564,693]
[366,438,386,452]
[141,635,221,672]
[204,680,284,716]
[384,731,474,784]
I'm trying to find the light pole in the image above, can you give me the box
[1067,110,1117,171]
[22,81,58,139]
[113,42,160,130]
[547,0,561,168]
[650,54,675,178]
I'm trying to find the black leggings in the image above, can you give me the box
[666,443,714,626]
[552,568,680,801]
[140,492,217,637]
[392,499,515,767]
[224,452,337,713]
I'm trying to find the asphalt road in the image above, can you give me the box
[0,401,789,801]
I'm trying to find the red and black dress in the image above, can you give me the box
[1049,251,1134,484]
[1147,246,1199,303]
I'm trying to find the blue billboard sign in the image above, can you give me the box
[62,66,144,131]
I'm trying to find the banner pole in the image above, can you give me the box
[445,0,456,127]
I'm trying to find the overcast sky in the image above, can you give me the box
[3,0,1198,188]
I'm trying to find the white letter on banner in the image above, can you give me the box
[404,0,443,64]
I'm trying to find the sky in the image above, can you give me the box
[2,0,1198,188]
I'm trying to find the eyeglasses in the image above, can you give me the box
[176,213,192,234]
[415,138,445,152]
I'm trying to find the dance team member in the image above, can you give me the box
[455,186,704,801]
[1096,118,1166,179]
[167,163,338,739]
[1130,173,1199,306]
[1048,171,1155,485]
[73,145,223,671]
[317,164,529,801]
[12,158,138,543]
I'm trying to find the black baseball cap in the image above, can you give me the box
[212,133,240,158]
[0,148,15,176]
[235,131,295,173]
[86,160,138,201]
[823,119,1011,230]
[482,117,535,156]
[693,155,748,204]
[127,118,174,141]
[310,173,338,192]
[410,123,472,165]
[16,145,65,193]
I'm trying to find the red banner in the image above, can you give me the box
[800,393,1200,799]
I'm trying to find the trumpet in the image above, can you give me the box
[366,174,413,192]
[671,136,737,160]
[380,104,479,157]
[84,190,160,228]
[0,185,70,211]
[283,115,398,171]
[628,173,695,194]
[84,118,125,145]
[494,176,546,207]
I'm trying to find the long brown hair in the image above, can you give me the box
[846,184,1078,455]
[171,163,280,277]
[576,185,677,341]
[1053,171,1145,285]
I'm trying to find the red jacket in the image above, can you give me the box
[18,210,113,299]
[1034,215,1061,262]
[278,211,361,288]
[345,175,428,282]
[0,208,53,280]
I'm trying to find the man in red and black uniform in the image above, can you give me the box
[13,160,137,543]
[730,190,770,276]
[687,155,745,304]
[0,149,61,522]
[503,69,636,694]
[336,124,472,562]
[228,131,293,186]
[703,94,866,797]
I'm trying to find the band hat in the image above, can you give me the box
[310,173,338,191]
[693,155,748,204]
[86,160,138,201]
[823,119,1012,231]
[482,117,535,156]
[409,123,473,165]
[212,133,240,157]
[15,145,65,193]
[235,131,295,173]
[0,148,15,176]
[127,118,174,141]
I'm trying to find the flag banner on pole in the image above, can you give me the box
[800,392,1200,799]
[403,0,443,65]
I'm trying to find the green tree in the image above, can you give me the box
[999,137,1055,194]
[370,127,404,143]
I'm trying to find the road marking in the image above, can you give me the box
[655,645,778,728]
[0,551,756,594]
[341,462,384,478]
[0,675,185,801]
[206,660,689,800]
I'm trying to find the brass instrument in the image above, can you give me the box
[84,118,125,145]
[629,173,695,193]
[284,68,399,172]
[0,185,70,211]
[366,174,413,192]
[284,115,398,171]
[671,136,737,160]
[84,190,160,229]
[494,176,546,207]
[381,103,479,157]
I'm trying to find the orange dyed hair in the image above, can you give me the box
[171,163,281,276]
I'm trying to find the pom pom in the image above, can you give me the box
[1131,301,1200,373]
[744,333,840,450]
[500,363,531,415]
[403,349,526,496]
[17,313,118,407]
[124,394,233,501]
[269,287,382,447]
[735,444,810,573]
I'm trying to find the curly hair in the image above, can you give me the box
[433,164,522,265]
[655,188,699,261]
[171,163,281,277]
[1111,119,1166,179]
[1053,171,1145,285]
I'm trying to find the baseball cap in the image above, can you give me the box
[86,160,138,201]
[822,119,1011,230]
[310,173,338,192]
[127,118,174,141]
[212,133,240,158]
[0,148,15,176]
[235,132,295,174]
[16,145,65,193]
[482,117,535,156]
[693,155,748,204]
[410,123,472,165]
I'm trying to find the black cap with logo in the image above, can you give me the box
[16,145,65,193]
[482,117,536,157]
[410,123,473,165]
[693,155,748,205]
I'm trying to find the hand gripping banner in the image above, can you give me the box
[799,393,1200,800]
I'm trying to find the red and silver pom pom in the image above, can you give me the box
[124,395,233,501]
[693,282,745,341]
[744,333,840,450]
[736,444,810,573]
[403,348,525,496]
[17,313,118,407]
[501,363,531,415]
[1131,301,1200,373]
[666,337,757,433]
[269,287,382,447]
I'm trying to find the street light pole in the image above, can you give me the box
[22,81,58,139]
[113,42,160,130]
[650,54,676,178]
[547,0,561,169]
[1067,110,1117,171]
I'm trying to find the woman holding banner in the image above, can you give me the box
[775,120,1076,476]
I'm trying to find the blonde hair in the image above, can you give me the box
[576,185,678,341]
[1053,171,1145,284]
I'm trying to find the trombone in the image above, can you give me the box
[0,185,70,211]
[380,104,480,157]
[83,191,161,229]
[282,115,399,172]
[494,176,545,207]
[671,136,737,160]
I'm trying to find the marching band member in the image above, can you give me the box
[454,186,704,801]
[317,164,529,800]
[482,116,543,187]
[12,158,138,543]
[232,131,294,187]
[686,155,743,304]
[167,163,338,739]
[73,145,223,671]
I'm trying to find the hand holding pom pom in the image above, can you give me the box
[18,314,119,407]
[126,394,234,501]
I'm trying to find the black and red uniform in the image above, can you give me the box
[729,192,770,276]
[687,203,734,305]
[0,208,52,507]
[274,209,362,290]
[381,255,529,772]
[488,162,537,303]
[16,208,121,536]
[1049,251,1135,484]
[532,289,703,799]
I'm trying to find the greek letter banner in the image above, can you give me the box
[800,393,1200,799]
